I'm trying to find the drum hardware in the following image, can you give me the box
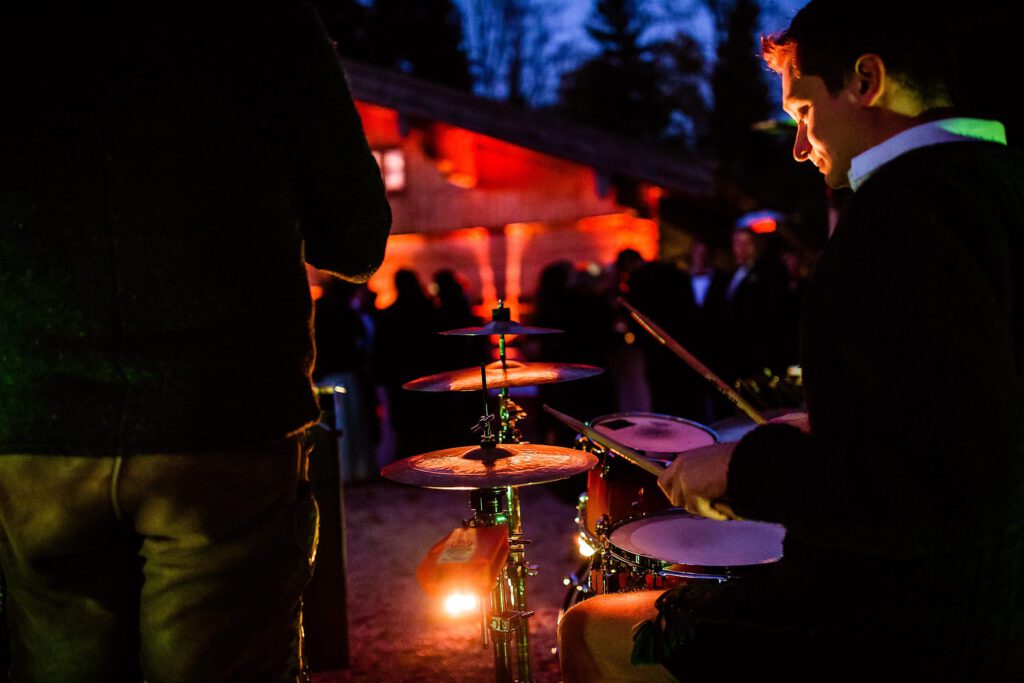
[385,301,598,683]
[471,412,497,443]
[573,493,601,558]
[497,393,526,444]
[734,370,806,411]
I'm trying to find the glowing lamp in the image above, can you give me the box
[443,592,480,617]
[577,534,596,558]
[417,526,509,617]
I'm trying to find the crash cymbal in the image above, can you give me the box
[381,443,597,489]
[440,320,563,336]
[402,360,604,392]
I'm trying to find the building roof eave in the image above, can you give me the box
[342,59,713,197]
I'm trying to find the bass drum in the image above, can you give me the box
[578,413,718,540]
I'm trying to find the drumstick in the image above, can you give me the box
[617,298,767,426]
[543,405,663,477]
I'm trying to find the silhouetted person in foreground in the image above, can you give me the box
[0,3,390,680]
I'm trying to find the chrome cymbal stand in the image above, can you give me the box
[470,308,535,682]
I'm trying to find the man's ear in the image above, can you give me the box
[845,54,885,106]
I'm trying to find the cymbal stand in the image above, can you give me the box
[492,301,526,445]
[467,487,534,683]
[470,303,535,682]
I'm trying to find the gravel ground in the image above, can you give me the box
[319,479,585,683]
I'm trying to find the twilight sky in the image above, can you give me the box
[452,0,808,104]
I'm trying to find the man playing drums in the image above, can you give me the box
[559,1,1024,679]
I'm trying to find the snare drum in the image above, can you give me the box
[599,509,785,593]
[578,413,718,539]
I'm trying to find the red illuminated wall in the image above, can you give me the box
[352,99,662,316]
[366,214,658,316]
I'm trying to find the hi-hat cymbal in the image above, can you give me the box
[440,320,563,336]
[402,360,604,392]
[381,443,597,489]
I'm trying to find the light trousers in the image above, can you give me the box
[0,438,318,683]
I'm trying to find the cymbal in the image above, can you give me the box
[440,320,563,336]
[381,443,598,489]
[402,360,604,392]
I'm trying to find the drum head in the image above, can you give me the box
[592,413,717,457]
[609,511,785,572]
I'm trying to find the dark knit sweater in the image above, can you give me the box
[723,141,1024,672]
[0,2,391,454]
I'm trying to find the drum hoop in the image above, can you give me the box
[605,508,782,577]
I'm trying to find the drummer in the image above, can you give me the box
[558,1,1023,680]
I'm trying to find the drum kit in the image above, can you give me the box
[564,411,784,608]
[381,300,792,683]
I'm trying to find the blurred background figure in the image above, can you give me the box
[311,270,380,482]
[431,268,487,371]
[429,269,490,450]
[609,249,653,413]
[626,258,705,420]
[374,269,442,460]
[707,226,790,385]
[529,261,617,447]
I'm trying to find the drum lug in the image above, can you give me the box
[508,537,532,554]
[490,610,535,634]
[574,492,588,526]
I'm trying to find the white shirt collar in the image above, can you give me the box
[848,118,1007,192]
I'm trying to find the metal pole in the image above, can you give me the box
[490,570,514,683]
[507,486,532,682]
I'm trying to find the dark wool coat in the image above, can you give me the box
[658,141,1024,680]
[0,1,391,454]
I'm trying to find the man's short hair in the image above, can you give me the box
[762,0,951,103]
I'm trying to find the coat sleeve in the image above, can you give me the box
[287,1,391,282]
[724,169,1021,557]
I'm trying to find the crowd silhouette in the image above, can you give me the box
[313,231,809,480]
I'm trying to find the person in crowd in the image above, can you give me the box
[626,260,704,420]
[529,261,617,446]
[374,269,445,459]
[0,3,390,681]
[705,226,791,382]
[428,269,489,449]
[559,1,1023,679]
[609,249,655,413]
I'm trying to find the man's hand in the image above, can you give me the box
[657,442,737,520]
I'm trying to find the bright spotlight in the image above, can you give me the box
[444,592,480,617]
